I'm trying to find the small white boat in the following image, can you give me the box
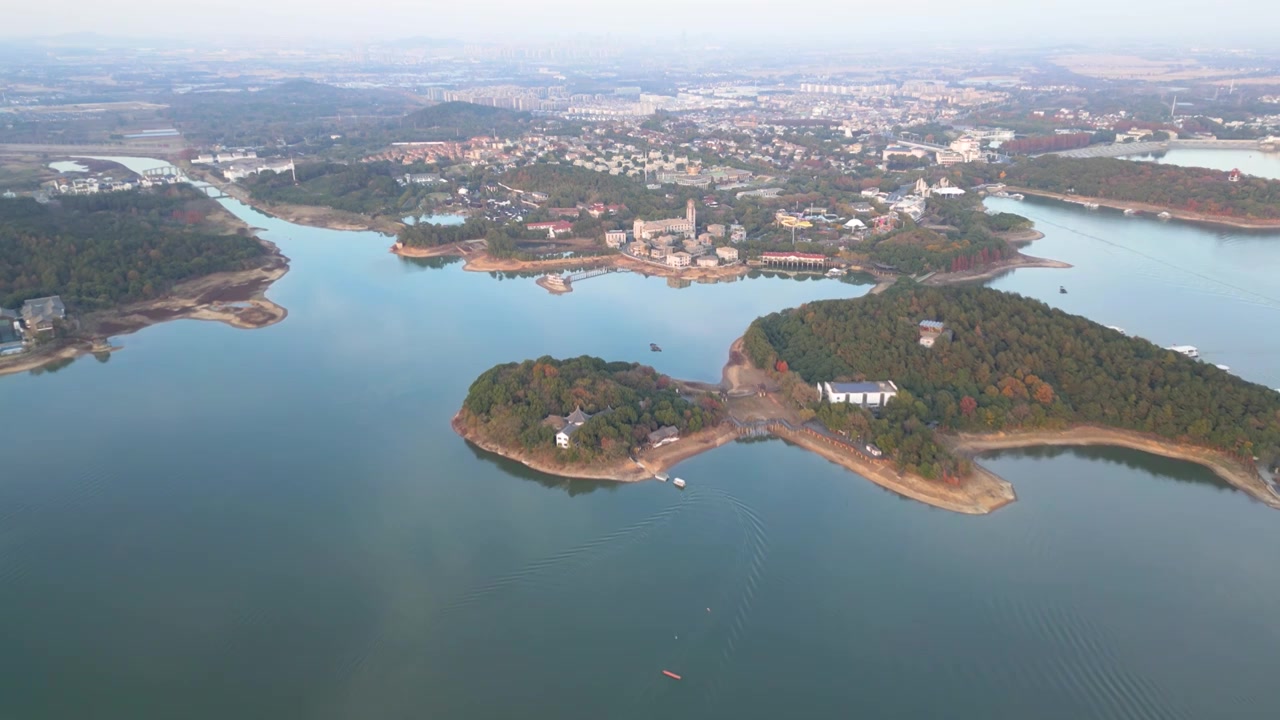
[672,478,686,489]
[1084,202,1100,210]
[1123,208,1137,216]
[1106,325,1127,335]
[826,268,845,277]
[1158,211,1172,220]
[1168,345,1200,359]
[655,472,669,482]
[1215,364,1230,371]
[1009,193,1025,201]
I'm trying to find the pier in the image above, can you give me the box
[536,267,629,293]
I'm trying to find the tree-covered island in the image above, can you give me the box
[455,356,727,478]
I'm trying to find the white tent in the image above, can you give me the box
[843,218,867,229]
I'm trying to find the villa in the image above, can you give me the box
[819,380,898,407]
[550,407,594,449]
[21,296,66,335]
[648,425,680,448]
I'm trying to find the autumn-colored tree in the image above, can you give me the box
[959,395,978,417]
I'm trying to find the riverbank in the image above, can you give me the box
[1005,186,1280,230]
[184,165,403,234]
[945,427,1280,510]
[0,236,289,379]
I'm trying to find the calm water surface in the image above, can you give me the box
[3,157,1280,719]
[1122,146,1280,180]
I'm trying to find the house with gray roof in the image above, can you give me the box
[21,296,66,335]
[647,425,680,448]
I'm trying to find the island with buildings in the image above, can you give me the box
[457,283,1280,514]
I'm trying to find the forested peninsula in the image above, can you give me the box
[457,284,1280,513]
[1,189,267,309]
[1001,156,1280,223]
[1,187,288,377]
[745,285,1280,491]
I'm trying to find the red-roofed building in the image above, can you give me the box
[587,203,626,218]
[1228,168,1241,182]
[527,220,573,238]
[760,251,828,267]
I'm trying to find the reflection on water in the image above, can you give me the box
[980,444,1236,492]
[398,255,463,270]
[463,439,615,496]
[5,153,1280,719]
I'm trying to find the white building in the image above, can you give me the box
[666,251,692,268]
[819,381,898,407]
[554,407,593,449]
[604,230,628,248]
[715,246,739,262]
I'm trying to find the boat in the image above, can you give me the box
[1215,364,1230,371]
[1084,202,1100,210]
[1059,286,1068,294]
[1105,326,1127,336]
[1009,193,1025,201]
[662,670,682,680]
[1157,211,1172,220]
[826,268,845,277]
[672,478,686,489]
[655,472,669,482]
[650,343,662,352]
[1168,345,1200,359]
[1123,208,1137,216]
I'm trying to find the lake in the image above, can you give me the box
[1122,146,1280,180]
[3,159,1280,719]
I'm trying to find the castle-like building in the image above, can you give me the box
[633,199,696,240]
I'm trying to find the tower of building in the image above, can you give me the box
[686,198,696,232]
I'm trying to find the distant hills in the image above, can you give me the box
[397,102,531,141]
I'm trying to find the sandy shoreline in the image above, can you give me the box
[925,251,1072,286]
[1005,186,1280,230]
[453,411,741,482]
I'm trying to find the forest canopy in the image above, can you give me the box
[1003,156,1280,219]
[459,356,725,464]
[745,284,1280,478]
[0,188,266,310]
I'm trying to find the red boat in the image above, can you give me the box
[662,670,682,680]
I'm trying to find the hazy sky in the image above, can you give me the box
[3,0,1276,45]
